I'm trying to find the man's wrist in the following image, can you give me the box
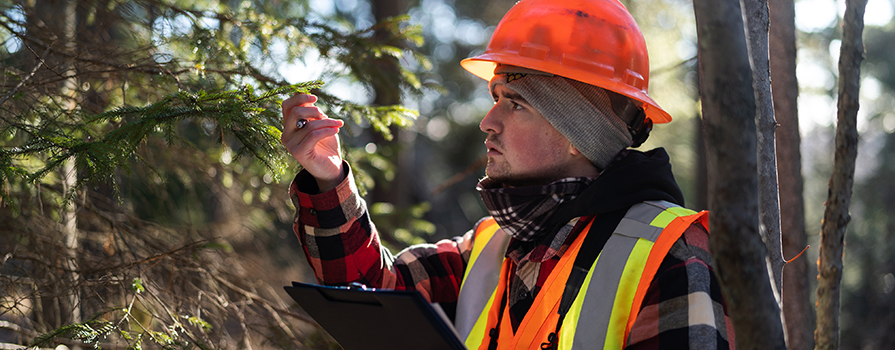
[293,162,349,195]
[315,172,345,193]
[313,162,348,193]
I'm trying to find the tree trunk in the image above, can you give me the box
[692,0,787,348]
[368,0,416,245]
[370,0,408,203]
[742,0,785,299]
[61,0,82,330]
[769,0,814,347]
[695,114,708,211]
[814,0,867,349]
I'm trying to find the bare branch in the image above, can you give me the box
[0,47,50,111]
[815,0,868,349]
[742,0,785,297]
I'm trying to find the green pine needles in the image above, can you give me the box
[3,82,319,204]
[0,80,420,206]
[30,319,116,349]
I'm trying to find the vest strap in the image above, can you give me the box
[543,209,626,349]
[624,210,708,338]
[457,219,511,348]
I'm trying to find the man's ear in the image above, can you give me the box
[569,144,582,156]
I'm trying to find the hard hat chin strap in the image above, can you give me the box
[613,96,650,147]
[629,114,652,148]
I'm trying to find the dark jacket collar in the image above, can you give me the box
[541,148,685,236]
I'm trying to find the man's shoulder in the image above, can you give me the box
[665,220,714,268]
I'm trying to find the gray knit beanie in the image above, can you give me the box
[490,65,642,170]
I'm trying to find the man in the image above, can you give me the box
[280,0,734,348]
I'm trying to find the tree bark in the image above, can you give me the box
[695,114,708,211]
[742,0,785,299]
[815,0,867,349]
[369,0,411,210]
[769,0,814,347]
[692,0,787,348]
[61,0,82,330]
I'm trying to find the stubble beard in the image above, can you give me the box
[484,135,566,187]
[485,158,567,187]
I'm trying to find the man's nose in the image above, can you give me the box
[480,105,502,134]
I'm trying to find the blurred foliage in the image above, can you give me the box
[842,130,895,348]
[0,0,430,348]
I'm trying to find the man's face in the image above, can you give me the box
[480,82,585,186]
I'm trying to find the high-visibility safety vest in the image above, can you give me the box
[455,201,708,350]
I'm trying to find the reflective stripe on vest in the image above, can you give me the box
[456,218,511,348]
[456,201,708,349]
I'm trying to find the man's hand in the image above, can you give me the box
[281,94,346,192]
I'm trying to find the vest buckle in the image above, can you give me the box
[540,332,558,350]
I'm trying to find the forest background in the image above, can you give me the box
[0,0,893,349]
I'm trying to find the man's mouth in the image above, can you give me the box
[484,139,502,156]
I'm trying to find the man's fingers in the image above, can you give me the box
[282,118,344,153]
[290,105,326,121]
[298,127,340,151]
[285,105,328,135]
[295,118,344,132]
[283,93,317,109]
[281,94,318,122]
[290,127,341,171]
[282,103,330,145]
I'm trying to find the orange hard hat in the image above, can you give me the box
[461,0,671,124]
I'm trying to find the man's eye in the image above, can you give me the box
[511,101,522,110]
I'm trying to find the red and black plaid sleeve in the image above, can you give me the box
[626,221,735,350]
[289,165,475,307]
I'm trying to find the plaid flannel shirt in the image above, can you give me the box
[290,167,734,349]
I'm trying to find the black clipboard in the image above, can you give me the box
[284,282,467,350]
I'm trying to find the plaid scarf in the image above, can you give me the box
[476,176,594,243]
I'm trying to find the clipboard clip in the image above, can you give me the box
[348,282,370,290]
